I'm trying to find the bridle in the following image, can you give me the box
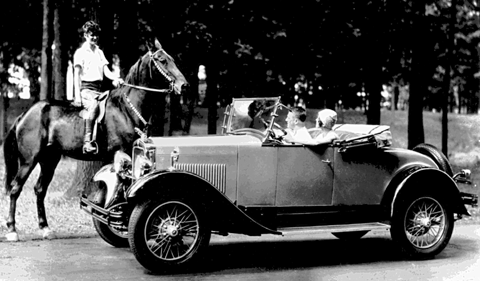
[122,49,176,135]
[122,49,175,94]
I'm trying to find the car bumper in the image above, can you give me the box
[80,196,127,230]
[460,192,478,207]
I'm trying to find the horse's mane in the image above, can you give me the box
[109,55,145,102]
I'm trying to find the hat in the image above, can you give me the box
[318,109,337,129]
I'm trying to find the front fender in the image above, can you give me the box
[93,164,118,207]
[382,166,469,217]
[127,169,280,236]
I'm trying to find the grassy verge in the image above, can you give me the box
[0,108,479,240]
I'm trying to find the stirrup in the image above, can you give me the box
[83,141,98,154]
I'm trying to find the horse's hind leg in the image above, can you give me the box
[35,152,61,239]
[6,161,38,241]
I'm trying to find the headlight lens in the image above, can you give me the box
[133,147,156,179]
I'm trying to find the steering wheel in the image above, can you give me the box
[261,118,287,142]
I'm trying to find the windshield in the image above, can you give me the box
[224,97,281,134]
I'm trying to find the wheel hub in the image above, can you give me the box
[415,213,431,228]
[160,220,179,238]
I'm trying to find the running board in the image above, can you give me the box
[277,222,390,236]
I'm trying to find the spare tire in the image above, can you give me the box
[413,143,453,177]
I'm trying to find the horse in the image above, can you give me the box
[2,38,187,241]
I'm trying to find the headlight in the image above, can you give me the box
[113,151,132,178]
[133,147,156,179]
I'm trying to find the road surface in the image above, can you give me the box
[1,224,479,281]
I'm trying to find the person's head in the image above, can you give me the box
[82,21,101,45]
[316,109,337,129]
[286,106,307,130]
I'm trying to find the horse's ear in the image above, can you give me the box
[154,38,163,50]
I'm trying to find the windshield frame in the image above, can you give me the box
[223,97,282,137]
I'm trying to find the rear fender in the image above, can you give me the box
[127,170,280,235]
[382,166,469,217]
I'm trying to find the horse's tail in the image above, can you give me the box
[3,112,24,195]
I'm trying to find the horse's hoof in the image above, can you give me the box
[42,228,56,240]
[5,232,19,242]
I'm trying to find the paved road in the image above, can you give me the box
[1,224,479,281]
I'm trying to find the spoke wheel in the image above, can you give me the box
[129,199,210,272]
[391,193,453,258]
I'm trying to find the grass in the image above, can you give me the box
[0,107,479,240]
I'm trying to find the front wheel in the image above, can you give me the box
[92,189,129,248]
[390,193,454,258]
[128,199,211,273]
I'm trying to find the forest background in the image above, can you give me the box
[1,0,480,196]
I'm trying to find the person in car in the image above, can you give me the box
[312,108,339,145]
[287,108,338,146]
[283,107,313,144]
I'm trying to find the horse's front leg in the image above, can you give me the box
[35,155,61,240]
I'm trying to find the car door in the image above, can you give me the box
[275,145,334,206]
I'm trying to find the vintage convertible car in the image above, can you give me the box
[81,97,477,273]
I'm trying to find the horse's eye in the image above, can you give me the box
[158,57,166,63]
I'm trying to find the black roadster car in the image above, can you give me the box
[81,97,477,273]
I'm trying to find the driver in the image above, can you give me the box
[283,107,313,144]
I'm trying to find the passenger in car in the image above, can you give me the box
[283,107,313,144]
[290,108,338,146]
[311,109,339,145]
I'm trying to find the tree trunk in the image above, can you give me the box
[183,74,198,135]
[441,0,457,157]
[40,0,54,101]
[0,93,8,144]
[408,1,426,149]
[168,93,184,135]
[207,64,219,135]
[63,160,104,199]
[117,0,139,78]
[53,0,68,101]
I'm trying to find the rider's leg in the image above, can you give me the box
[81,89,99,153]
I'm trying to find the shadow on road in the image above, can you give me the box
[147,235,413,276]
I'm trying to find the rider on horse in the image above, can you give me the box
[73,21,123,153]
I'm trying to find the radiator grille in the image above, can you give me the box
[173,163,227,193]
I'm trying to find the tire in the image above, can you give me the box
[128,199,211,273]
[413,143,453,176]
[332,231,369,240]
[390,191,454,258]
[92,189,130,248]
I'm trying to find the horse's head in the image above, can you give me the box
[147,38,188,95]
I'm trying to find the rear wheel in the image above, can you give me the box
[413,143,453,176]
[391,192,454,258]
[92,189,129,248]
[128,199,211,273]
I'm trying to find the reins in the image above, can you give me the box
[122,49,175,136]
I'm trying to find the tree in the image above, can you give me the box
[40,0,54,100]
[53,0,68,101]
[408,1,428,149]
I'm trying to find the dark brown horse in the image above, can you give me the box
[2,39,187,241]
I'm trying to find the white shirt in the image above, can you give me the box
[287,126,312,143]
[73,42,108,82]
